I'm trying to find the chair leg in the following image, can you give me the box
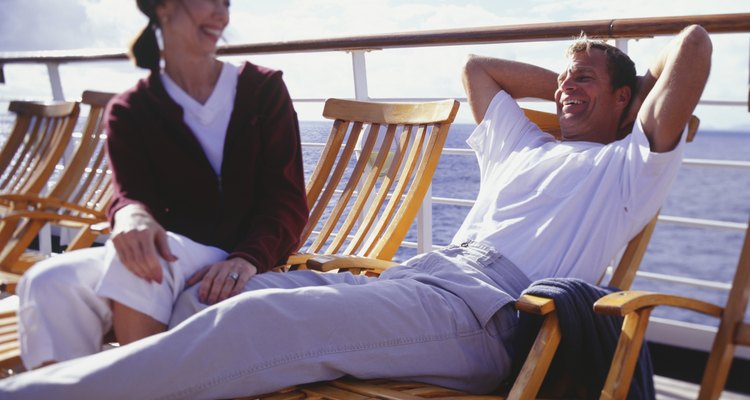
[600,308,653,400]
[507,312,562,400]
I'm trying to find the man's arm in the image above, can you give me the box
[630,25,712,152]
[462,54,558,124]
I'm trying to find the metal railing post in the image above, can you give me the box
[417,185,433,254]
[37,62,68,255]
[47,62,65,101]
[351,50,369,101]
[615,38,629,53]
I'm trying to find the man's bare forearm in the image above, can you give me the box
[462,54,558,123]
[638,25,712,152]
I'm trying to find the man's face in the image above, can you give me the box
[555,49,628,144]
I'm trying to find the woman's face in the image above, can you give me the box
[157,0,230,56]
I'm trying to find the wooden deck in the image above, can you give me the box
[655,376,750,400]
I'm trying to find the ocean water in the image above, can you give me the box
[300,121,750,326]
[1,113,746,326]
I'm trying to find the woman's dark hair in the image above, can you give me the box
[129,0,163,71]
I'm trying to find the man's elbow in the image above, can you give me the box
[681,25,713,61]
[461,54,483,90]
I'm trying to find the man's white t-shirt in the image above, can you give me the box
[452,91,686,283]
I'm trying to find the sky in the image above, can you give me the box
[1,0,749,129]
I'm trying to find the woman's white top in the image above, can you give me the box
[161,62,239,175]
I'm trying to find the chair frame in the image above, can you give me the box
[596,214,750,400]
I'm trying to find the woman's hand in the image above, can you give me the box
[111,204,178,284]
[187,257,258,305]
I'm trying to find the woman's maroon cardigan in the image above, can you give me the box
[104,62,308,273]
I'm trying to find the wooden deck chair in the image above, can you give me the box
[0,97,459,377]
[0,91,114,287]
[287,97,459,272]
[0,91,113,374]
[0,100,80,197]
[595,209,750,399]
[242,110,699,400]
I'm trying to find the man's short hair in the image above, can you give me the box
[566,36,637,95]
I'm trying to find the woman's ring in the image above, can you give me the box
[229,272,240,281]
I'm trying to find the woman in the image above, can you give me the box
[17,0,308,369]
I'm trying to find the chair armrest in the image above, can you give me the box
[0,193,45,207]
[1,210,106,226]
[596,290,723,399]
[285,253,318,268]
[515,294,557,315]
[593,290,723,318]
[0,194,106,217]
[306,254,398,273]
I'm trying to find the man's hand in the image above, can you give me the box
[111,204,178,284]
[187,257,258,305]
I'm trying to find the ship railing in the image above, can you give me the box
[1,12,750,359]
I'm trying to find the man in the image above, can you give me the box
[0,25,711,399]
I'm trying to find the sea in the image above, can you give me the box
[0,114,747,327]
[299,120,750,326]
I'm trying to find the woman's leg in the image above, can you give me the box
[97,232,227,343]
[16,247,109,369]
[0,271,514,400]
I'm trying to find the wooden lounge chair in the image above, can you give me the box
[0,100,80,197]
[0,98,81,374]
[288,97,460,271]
[0,92,113,373]
[596,207,750,399]
[0,91,114,285]
[0,97,460,377]
[240,111,699,400]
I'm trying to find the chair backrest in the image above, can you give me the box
[0,91,115,273]
[45,90,114,206]
[299,98,459,261]
[0,100,80,195]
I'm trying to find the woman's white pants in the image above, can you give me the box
[16,232,226,369]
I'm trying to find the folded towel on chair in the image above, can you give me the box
[510,278,655,399]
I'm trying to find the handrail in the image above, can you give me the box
[1,13,749,64]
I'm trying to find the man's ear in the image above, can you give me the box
[615,86,632,109]
[616,86,634,139]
